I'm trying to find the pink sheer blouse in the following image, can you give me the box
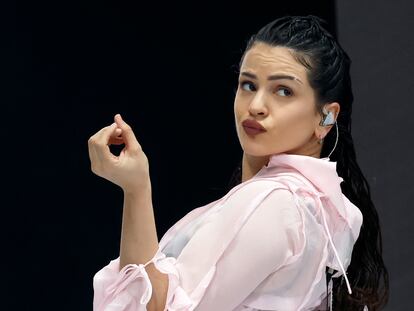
[93,153,363,311]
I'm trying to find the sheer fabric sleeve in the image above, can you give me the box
[92,182,305,311]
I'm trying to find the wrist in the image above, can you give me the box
[122,178,152,197]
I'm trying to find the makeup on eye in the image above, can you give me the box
[239,80,256,91]
[238,80,294,97]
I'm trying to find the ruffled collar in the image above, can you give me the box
[254,153,350,223]
[257,153,340,185]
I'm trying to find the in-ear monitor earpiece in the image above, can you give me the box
[320,110,335,127]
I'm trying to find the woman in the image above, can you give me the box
[89,15,389,310]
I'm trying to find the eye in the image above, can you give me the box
[276,87,293,97]
[239,80,256,92]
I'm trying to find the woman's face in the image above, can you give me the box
[234,42,325,158]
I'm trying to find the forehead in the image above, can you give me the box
[241,43,308,82]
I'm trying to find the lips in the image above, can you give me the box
[241,119,266,136]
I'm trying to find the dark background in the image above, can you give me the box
[336,1,414,310]
[5,0,411,310]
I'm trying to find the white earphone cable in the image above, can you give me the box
[327,121,339,159]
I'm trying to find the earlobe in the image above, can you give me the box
[314,126,326,144]
[317,133,325,144]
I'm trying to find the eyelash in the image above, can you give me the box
[239,80,293,97]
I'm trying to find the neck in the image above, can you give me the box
[241,153,270,182]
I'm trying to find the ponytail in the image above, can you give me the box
[323,123,389,310]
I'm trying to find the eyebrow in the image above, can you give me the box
[240,71,303,85]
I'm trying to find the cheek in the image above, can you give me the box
[233,96,243,119]
[271,105,316,135]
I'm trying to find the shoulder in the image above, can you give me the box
[231,174,317,205]
[228,183,305,272]
[230,177,293,200]
[223,178,303,219]
[232,179,304,242]
[226,176,320,217]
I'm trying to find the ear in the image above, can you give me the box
[314,102,340,139]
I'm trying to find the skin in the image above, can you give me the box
[87,42,340,311]
[233,42,340,182]
[88,115,167,311]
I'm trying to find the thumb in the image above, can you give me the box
[114,114,141,151]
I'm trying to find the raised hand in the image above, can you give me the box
[87,114,150,193]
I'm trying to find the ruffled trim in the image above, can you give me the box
[152,252,194,311]
[94,251,195,311]
[106,262,152,304]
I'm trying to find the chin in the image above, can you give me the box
[241,141,287,157]
[240,144,271,157]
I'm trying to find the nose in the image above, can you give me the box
[248,92,268,116]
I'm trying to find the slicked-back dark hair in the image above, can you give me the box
[228,15,389,310]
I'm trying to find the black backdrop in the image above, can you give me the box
[8,1,407,310]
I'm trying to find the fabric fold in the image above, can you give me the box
[92,152,363,311]
[255,154,363,292]
[105,263,152,304]
[93,251,195,311]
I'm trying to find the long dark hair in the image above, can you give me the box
[227,15,389,310]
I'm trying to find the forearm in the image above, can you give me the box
[119,179,168,310]
[120,180,158,268]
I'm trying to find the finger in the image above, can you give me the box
[88,135,99,168]
[114,114,141,151]
[107,128,124,145]
[108,136,125,145]
[108,127,122,138]
[94,122,118,143]
[113,128,122,137]
[88,124,113,160]
[88,131,104,173]
[92,123,116,142]
[94,123,119,162]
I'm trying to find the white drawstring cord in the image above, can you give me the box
[328,277,333,311]
[319,197,353,295]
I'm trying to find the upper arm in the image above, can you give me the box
[195,187,304,311]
